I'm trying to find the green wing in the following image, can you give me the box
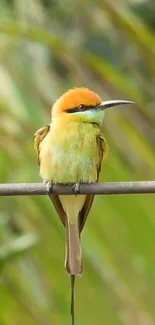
[79,133,108,232]
[34,124,66,227]
[34,125,50,164]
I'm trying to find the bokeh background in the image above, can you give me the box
[0,0,155,324]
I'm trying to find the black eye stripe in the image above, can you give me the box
[66,104,98,113]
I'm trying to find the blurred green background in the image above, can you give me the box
[0,0,155,324]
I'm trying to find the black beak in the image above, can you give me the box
[97,100,134,110]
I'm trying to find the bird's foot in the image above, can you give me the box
[72,182,80,195]
[45,181,53,195]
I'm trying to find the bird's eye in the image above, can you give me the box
[78,104,86,111]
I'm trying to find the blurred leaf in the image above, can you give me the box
[0,234,38,267]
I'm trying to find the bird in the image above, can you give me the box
[34,87,133,324]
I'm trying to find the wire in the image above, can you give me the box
[0,181,155,196]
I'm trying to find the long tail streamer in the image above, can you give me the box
[70,275,75,325]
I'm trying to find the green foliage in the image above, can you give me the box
[0,0,155,324]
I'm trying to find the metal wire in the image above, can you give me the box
[0,181,155,196]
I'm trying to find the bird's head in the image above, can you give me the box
[52,88,133,126]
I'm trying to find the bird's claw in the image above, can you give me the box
[46,181,53,195]
[72,182,80,195]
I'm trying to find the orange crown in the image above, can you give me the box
[52,88,102,118]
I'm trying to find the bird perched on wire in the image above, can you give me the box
[34,87,133,324]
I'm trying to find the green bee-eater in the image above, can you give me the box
[34,87,133,324]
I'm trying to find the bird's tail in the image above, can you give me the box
[65,219,83,275]
[65,219,82,325]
